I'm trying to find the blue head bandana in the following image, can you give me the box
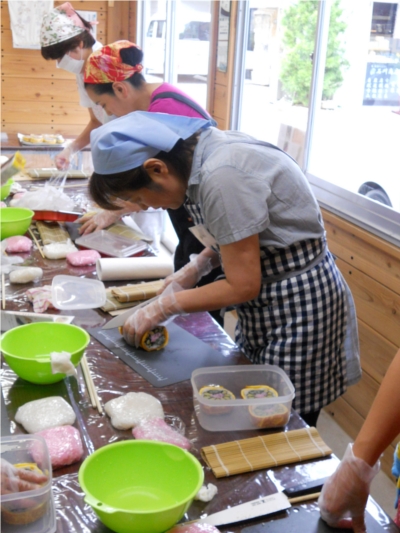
[90,111,213,174]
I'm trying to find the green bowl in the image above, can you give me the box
[79,440,204,533]
[0,179,14,201]
[0,207,34,240]
[0,322,90,384]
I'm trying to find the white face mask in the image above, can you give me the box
[57,49,84,75]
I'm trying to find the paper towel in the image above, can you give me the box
[96,256,174,281]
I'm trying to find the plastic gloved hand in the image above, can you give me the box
[158,253,213,293]
[77,209,122,235]
[54,145,76,170]
[1,458,48,495]
[122,283,185,347]
[318,443,380,532]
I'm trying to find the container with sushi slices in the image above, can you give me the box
[191,365,294,432]
[0,434,56,533]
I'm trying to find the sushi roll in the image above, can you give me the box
[199,385,235,415]
[118,326,169,351]
[240,385,278,399]
[248,403,289,429]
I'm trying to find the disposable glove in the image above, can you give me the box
[54,145,76,170]
[318,443,380,532]
[158,253,213,293]
[77,209,122,235]
[122,283,185,347]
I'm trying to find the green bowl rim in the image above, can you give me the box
[0,207,35,220]
[0,322,90,360]
[78,440,204,514]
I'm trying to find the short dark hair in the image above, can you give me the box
[89,133,199,210]
[41,14,95,61]
[84,45,146,95]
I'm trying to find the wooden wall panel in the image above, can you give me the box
[1,77,80,103]
[322,208,400,478]
[358,322,397,383]
[324,396,397,476]
[3,101,88,125]
[324,211,400,293]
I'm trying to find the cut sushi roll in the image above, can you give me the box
[118,325,169,352]
[240,385,278,399]
[249,403,289,429]
[140,326,169,351]
[199,385,235,415]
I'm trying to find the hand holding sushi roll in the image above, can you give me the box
[122,283,184,347]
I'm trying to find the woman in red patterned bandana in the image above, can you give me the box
[40,2,103,170]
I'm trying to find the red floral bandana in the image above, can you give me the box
[84,40,143,83]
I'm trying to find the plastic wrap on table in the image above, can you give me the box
[1,176,398,533]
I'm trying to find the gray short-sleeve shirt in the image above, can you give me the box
[187,128,325,247]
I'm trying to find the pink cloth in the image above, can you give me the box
[32,425,83,469]
[149,83,210,119]
[132,417,191,450]
[58,2,85,29]
[26,286,55,313]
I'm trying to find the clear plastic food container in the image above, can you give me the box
[51,274,106,310]
[1,434,56,533]
[75,230,149,258]
[191,365,295,432]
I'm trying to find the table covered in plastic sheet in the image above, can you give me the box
[1,211,398,533]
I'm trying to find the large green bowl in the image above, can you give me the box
[0,207,34,240]
[0,322,90,384]
[79,440,204,533]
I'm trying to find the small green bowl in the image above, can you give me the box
[0,207,34,240]
[0,179,14,201]
[0,322,90,384]
[79,440,204,533]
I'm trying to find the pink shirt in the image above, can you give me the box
[148,83,209,119]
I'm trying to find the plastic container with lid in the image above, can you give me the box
[1,434,56,533]
[191,364,295,432]
[75,230,149,258]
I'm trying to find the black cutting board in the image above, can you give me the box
[241,506,391,533]
[89,322,234,387]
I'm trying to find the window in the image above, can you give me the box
[234,0,400,245]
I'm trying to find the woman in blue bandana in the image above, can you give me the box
[89,111,361,426]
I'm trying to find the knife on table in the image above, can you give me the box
[193,491,321,527]
[102,295,160,329]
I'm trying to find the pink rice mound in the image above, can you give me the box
[32,425,84,469]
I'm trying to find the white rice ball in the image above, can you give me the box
[15,396,76,433]
[105,392,164,430]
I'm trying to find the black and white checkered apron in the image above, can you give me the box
[184,198,348,414]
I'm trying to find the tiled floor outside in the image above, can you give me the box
[223,311,397,521]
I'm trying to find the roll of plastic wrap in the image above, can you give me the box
[96,257,174,281]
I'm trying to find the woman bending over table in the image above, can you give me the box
[87,111,361,426]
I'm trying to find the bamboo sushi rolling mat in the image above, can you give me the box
[111,279,164,302]
[201,427,332,478]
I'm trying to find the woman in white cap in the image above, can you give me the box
[40,2,105,170]
[88,111,361,426]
